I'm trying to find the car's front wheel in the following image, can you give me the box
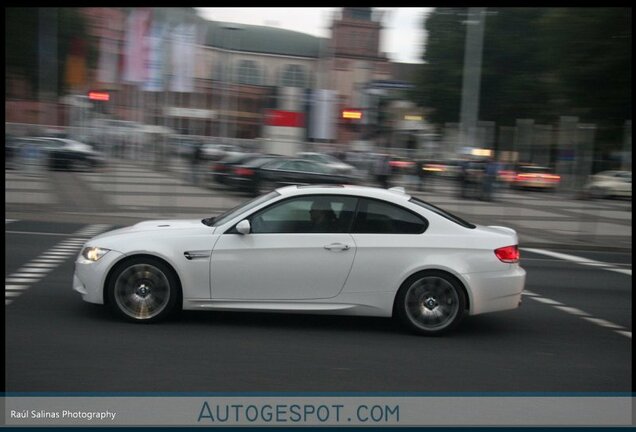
[107,257,180,323]
[395,271,466,336]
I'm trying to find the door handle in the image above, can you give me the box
[324,243,350,251]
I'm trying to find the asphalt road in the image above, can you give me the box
[4,220,632,393]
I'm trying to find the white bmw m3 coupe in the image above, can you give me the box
[73,185,526,335]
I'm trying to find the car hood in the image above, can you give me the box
[90,219,213,241]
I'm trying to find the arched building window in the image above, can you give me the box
[237,60,262,85]
[280,64,307,88]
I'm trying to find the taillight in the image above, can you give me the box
[495,245,520,263]
[235,167,254,176]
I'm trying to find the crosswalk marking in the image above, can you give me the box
[5,285,30,291]
[5,224,111,306]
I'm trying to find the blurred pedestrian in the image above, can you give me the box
[458,160,469,198]
[374,154,392,189]
[191,141,203,185]
[481,157,498,201]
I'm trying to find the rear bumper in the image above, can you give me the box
[464,266,526,315]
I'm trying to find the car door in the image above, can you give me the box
[210,194,358,300]
[344,198,429,293]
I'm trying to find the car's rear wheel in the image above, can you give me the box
[395,271,466,335]
[107,257,180,323]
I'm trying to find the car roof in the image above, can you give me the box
[275,184,412,202]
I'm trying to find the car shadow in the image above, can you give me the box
[177,309,402,335]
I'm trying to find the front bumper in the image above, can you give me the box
[73,250,125,304]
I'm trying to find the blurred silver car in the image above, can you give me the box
[584,170,632,199]
[297,152,357,176]
[202,143,242,161]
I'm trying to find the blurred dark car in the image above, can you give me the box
[388,156,416,174]
[5,134,19,169]
[255,158,358,194]
[511,164,560,191]
[209,152,261,185]
[226,154,281,195]
[13,137,106,171]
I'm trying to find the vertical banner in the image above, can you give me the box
[170,23,197,93]
[310,89,336,140]
[123,8,151,84]
[143,21,167,92]
[97,36,119,84]
[65,37,87,90]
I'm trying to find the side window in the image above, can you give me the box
[352,198,428,234]
[249,195,358,234]
[304,161,329,174]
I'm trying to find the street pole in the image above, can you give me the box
[459,7,486,153]
[38,7,57,131]
[220,25,242,142]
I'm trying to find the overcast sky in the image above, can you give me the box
[196,7,431,64]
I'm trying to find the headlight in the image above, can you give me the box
[81,247,110,262]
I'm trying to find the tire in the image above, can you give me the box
[395,271,466,336]
[589,186,606,199]
[74,159,91,172]
[107,256,181,323]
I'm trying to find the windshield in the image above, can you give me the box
[203,191,280,227]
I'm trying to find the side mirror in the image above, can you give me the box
[236,219,251,235]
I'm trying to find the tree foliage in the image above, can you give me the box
[5,7,97,97]
[413,7,631,132]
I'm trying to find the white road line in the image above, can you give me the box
[554,306,589,316]
[5,291,22,297]
[31,259,66,264]
[5,219,17,224]
[5,230,81,237]
[530,297,563,306]
[582,317,625,330]
[22,262,60,268]
[522,247,631,336]
[526,295,630,339]
[17,267,52,273]
[522,248,632,276]
[6,277,42,284]
[5,285,29,291]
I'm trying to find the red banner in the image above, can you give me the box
[265,110,305,127]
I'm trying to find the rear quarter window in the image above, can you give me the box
[352,198,428,234]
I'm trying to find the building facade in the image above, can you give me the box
[7,7,423,152]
